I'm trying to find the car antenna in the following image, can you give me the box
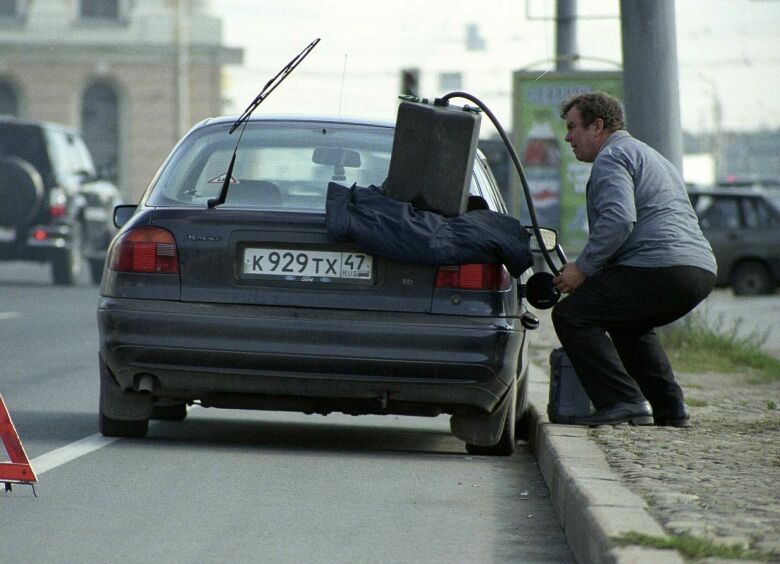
[207,38,321,209]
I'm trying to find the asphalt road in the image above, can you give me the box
[0,262,573,564]
[690,287,780,358]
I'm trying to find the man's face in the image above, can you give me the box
[564,106,604,163]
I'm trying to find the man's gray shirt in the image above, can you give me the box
[575,131,717,277]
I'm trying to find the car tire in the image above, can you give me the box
[0,156,44,226]
[99,411,149,438]
[151,401,188,421]
[98,355,152,437]
[730,261,774,296]
[52,222,86,286]
[515,372,531,440]
[465,378,517,457]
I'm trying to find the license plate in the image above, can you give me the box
[0,226,16,243]
[243,248,373,280]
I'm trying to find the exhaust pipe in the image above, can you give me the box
[136,374,155,394]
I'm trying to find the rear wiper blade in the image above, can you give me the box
[208,38,321,209]
[229,38,321,135]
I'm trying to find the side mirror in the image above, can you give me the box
[113,204,137,228]
[527,227,558,252]
[75,169,94,181]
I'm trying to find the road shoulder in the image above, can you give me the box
[526,362,685,564]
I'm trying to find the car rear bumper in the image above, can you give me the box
[97,297,524,415]
[0,224,74,260]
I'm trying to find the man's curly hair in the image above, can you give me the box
[559,92,625,132]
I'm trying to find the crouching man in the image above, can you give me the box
[552,92,716,427]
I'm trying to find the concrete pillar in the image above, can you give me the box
[620,0,683,172]
[555,0,578,71]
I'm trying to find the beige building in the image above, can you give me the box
[0,0,242,202]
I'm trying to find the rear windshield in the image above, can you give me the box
[146,120,394,211]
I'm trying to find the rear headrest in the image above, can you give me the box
[228,180,282,206]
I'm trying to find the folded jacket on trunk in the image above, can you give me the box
[325,182,532,278]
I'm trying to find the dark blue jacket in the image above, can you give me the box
[326,182,533,277]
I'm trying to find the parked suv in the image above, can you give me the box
[0,117,121,284]
[688,186,780,295]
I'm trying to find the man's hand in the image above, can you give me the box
[553,262,587,293]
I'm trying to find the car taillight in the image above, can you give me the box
[435,264,510,291]
[49,187,67,218]
[109,227,179,274]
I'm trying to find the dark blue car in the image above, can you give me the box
[97,115,540,455]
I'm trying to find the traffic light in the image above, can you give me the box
[400,68,420,97]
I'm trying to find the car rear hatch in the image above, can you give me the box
[132,117,512,316]
[150,207,438,313]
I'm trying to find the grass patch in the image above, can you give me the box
[661,307,780,381]
[686,398,709,407]
[613,532,780,561]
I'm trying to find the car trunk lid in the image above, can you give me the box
[150,208,437,313]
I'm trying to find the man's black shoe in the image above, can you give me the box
[654,403,691,428]
[573,401,653,427]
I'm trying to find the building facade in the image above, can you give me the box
[0,0,242,201]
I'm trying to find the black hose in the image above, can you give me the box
[440,91,561,274]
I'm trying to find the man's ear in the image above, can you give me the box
[592,118,605,134]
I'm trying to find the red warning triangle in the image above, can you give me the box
[0,394,37,484]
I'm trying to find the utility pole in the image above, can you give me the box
[620,0,683,172]
[555,0,577,71]
[176,0,192,138]
[696,74,723,180]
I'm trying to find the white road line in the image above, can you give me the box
[31,434,120,475]
[31,422,158,475]
[30,406,200,475]
[0,311,20,320]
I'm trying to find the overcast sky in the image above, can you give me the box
[208,0,779,135]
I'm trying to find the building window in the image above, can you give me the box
[81,82,120,184]
[0,0,16,17]
[80,0,120,20]
[465,23,486,51]
[439,73,462,92]
[0,80,19,116]
[0,0,29,19]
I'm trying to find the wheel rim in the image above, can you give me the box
[733,262,771,295]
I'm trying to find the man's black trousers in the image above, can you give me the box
[551,265,716,413]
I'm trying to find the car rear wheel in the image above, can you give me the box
[466,378,517,456]
[730,261,774,296]
[515,373,530,440]
[99,411,149,438]
[99,356,152,437]
[52,222,87,286]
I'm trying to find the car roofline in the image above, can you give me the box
[687,186,768,197]
[195,114,396,130]
[0,115,82,135]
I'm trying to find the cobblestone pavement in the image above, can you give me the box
[528,306,780,558]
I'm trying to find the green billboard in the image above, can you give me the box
[511,71,622,255]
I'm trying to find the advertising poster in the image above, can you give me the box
[511,71,622,255]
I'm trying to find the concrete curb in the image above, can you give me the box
[525,362,685,564]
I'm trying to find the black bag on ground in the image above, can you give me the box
[548,347,593,424]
